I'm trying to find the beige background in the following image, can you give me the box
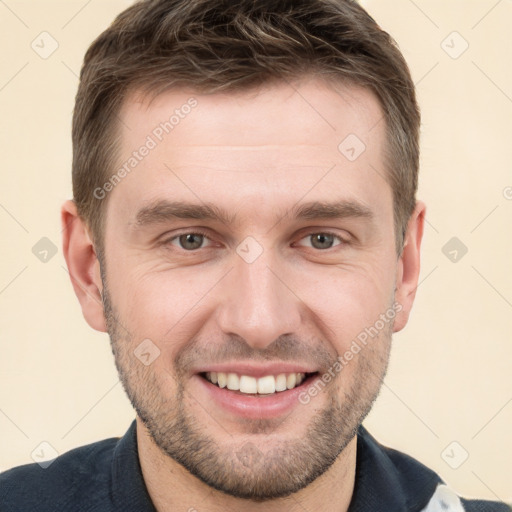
[0,0,510,504]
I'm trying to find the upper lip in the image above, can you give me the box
[193,362,318,378]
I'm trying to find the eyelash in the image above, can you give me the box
[163,229,349,252]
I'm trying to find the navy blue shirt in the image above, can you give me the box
[0,420,509,511]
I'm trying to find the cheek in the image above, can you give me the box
[296,259,396,347]
[106,242,397,351]
[112,263,228,341]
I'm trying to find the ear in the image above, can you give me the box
[393,200,426,333]
[61,200,106,332]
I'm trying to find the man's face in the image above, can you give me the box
[100,78,405,500]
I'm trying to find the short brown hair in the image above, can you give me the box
[72,0,420,255]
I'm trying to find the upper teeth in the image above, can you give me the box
[205,372,307,394]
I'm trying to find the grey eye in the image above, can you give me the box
[295,232,343,250]
[177,233,206,250]
[309,233,337,250]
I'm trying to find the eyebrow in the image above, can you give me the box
[134,198,374,228]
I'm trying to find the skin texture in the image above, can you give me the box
[62,77,425,512]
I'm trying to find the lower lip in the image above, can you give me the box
[194,374,319,420]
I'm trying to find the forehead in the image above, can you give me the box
[118,79,384,149]
[107,78,390,229]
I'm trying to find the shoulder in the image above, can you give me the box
[356,426,511,512]
[460,498,512,512]
[0,435,120,512]
[421,481,511,512]
[382,442,511,512]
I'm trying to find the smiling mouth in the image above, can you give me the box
[200,371,318,395]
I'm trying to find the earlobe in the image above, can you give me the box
[61,200,107,332]
[393,200,426,333]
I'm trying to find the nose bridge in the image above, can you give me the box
[216,244,301,349]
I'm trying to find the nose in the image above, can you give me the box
[215,248,302,350]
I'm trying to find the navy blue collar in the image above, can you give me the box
[348,425,442,511]
[111,420,156,511]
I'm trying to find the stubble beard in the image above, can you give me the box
[102,281,392,501]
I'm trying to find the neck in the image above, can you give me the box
[136,417,357,512]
